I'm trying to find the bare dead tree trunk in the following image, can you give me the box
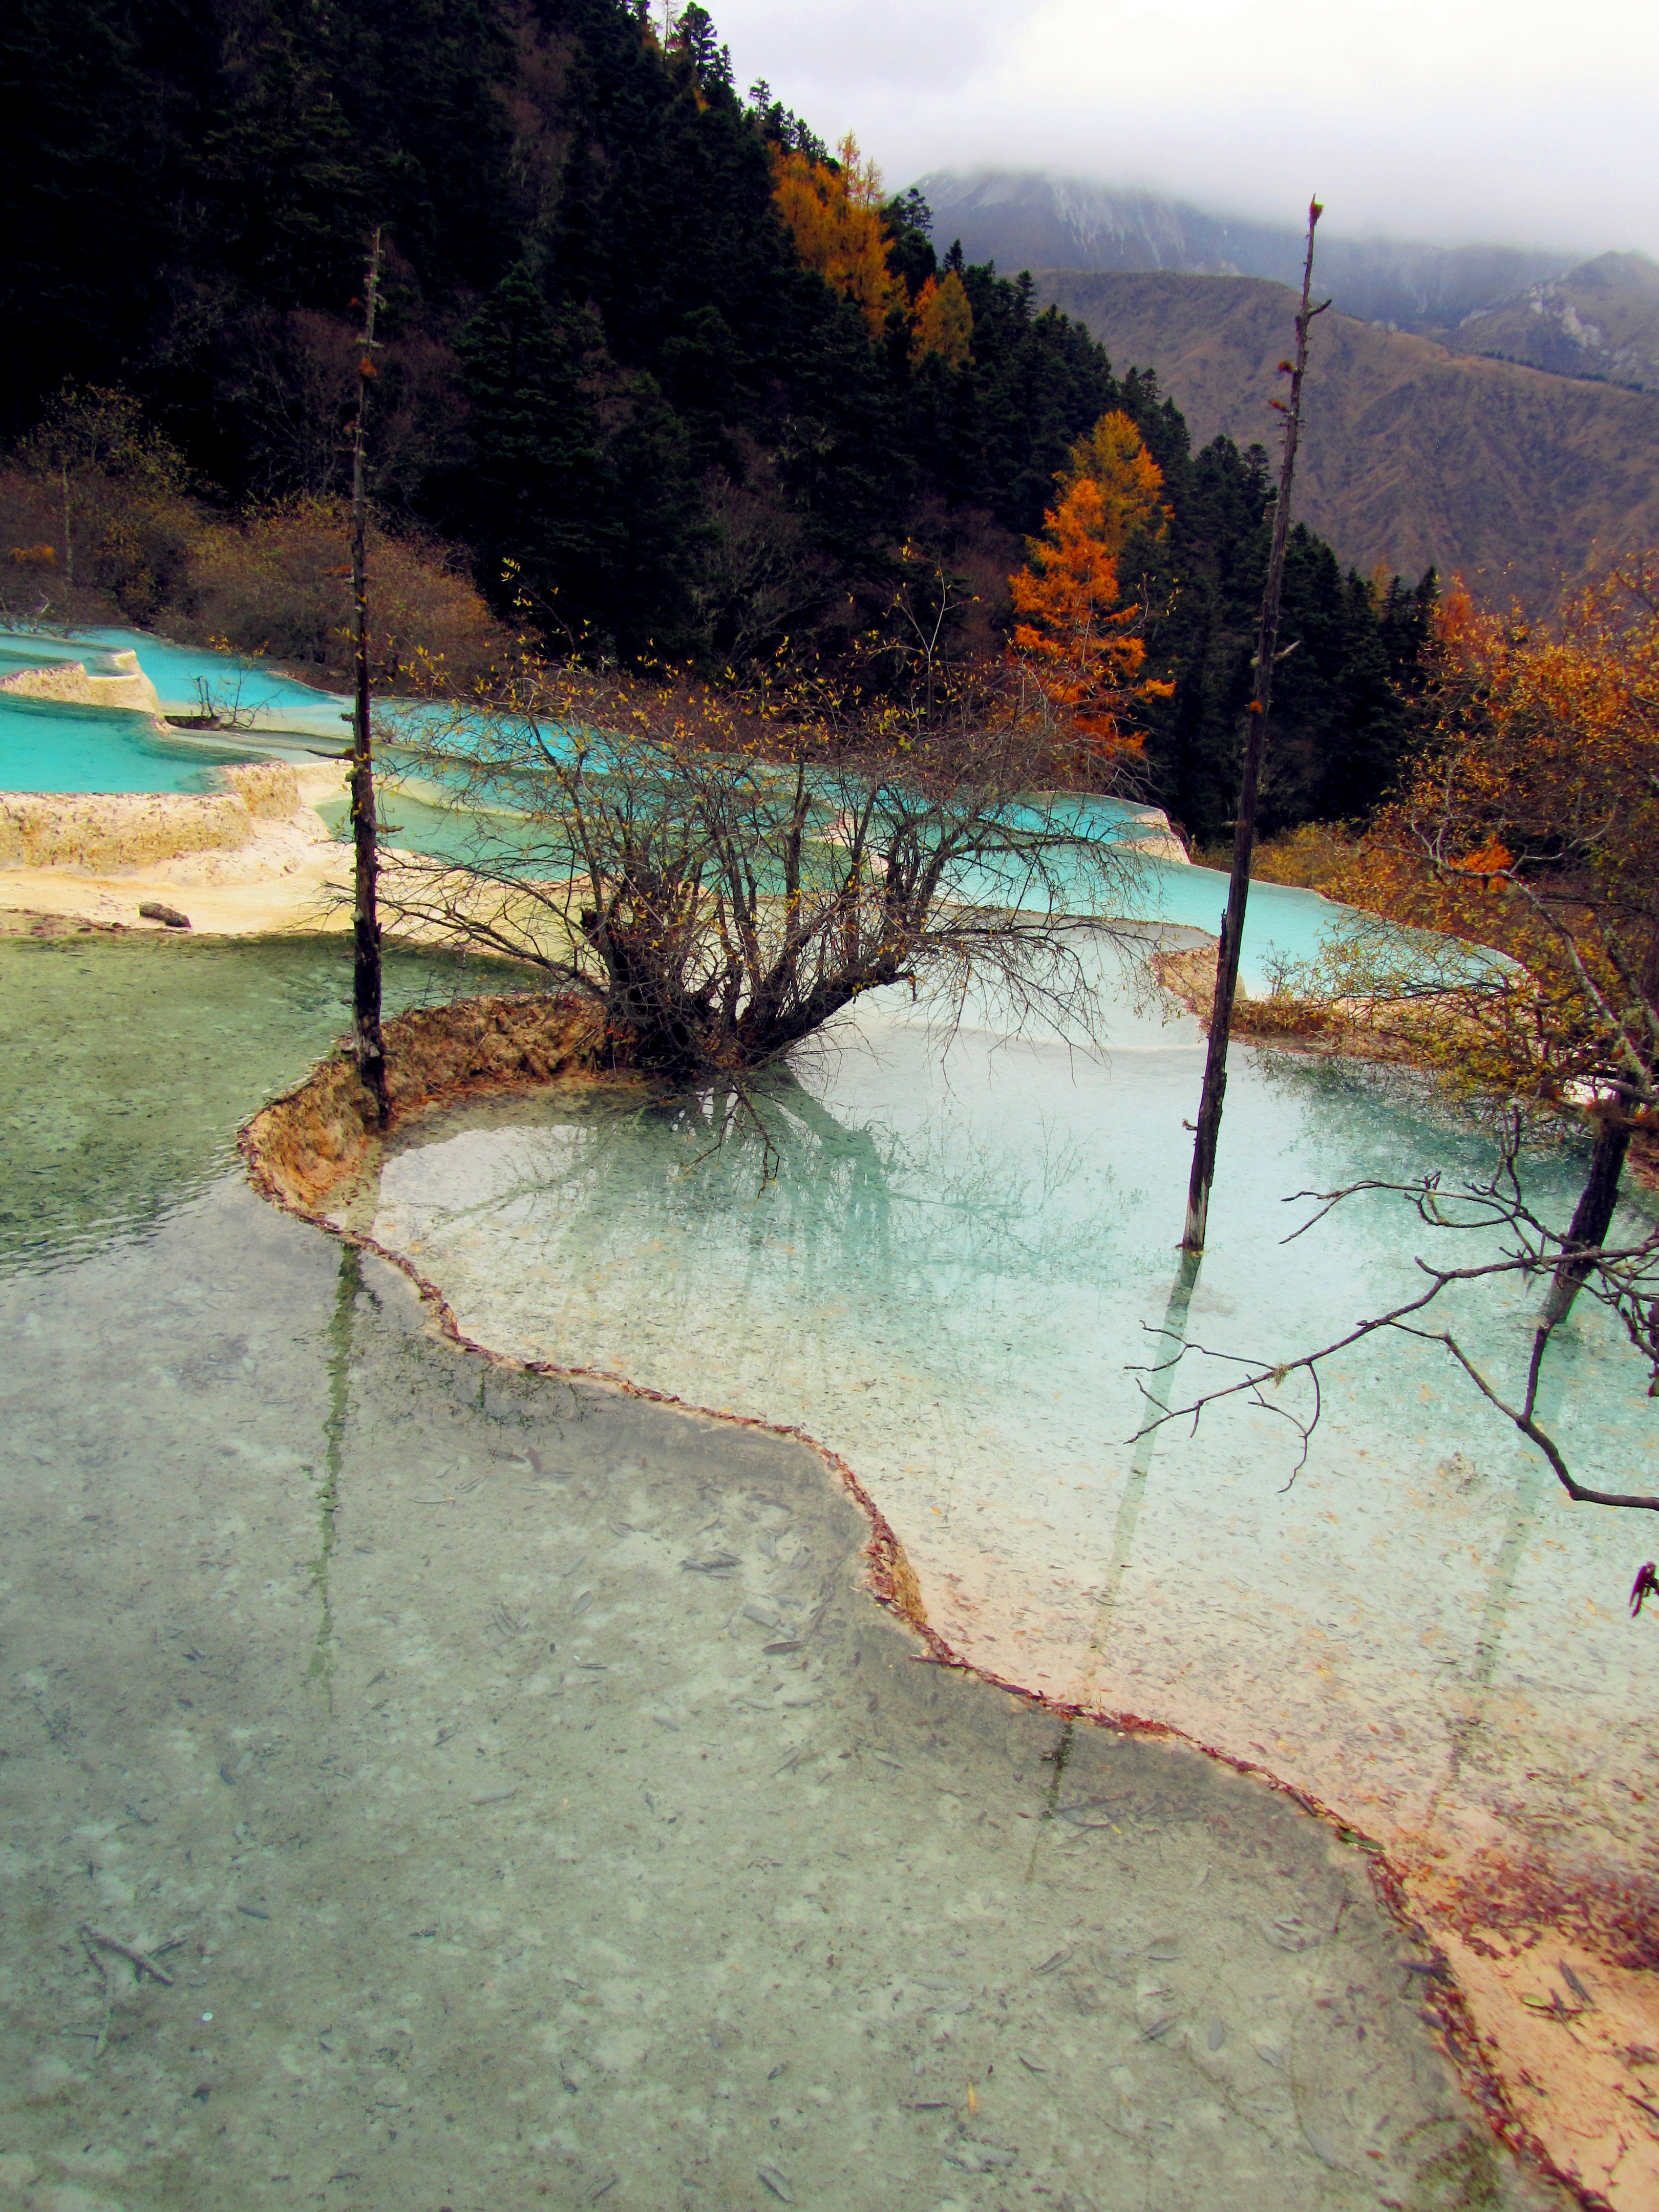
[349,228,389,1123]
[1538,925,1657,1334]
[1537,1109,1632,1333]
[61,464,73,586]
[1182,199,1326,1253]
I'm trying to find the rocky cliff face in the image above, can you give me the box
[1452,251,1659,392]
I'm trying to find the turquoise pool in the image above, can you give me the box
[0,621,1396,996]
[0,929,1566,2211]
[0,624,352,794]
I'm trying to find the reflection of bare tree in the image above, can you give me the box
[312,1242,360,1708]
[1426,1454,1549,1827]
[866,1095,1124,1278]
[649,1069,898,1259]
[1085,1251,1199,1663]
[406,1068,900,1293]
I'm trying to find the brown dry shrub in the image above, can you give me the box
[0,461,514,693]
[182,497,512,689]
[0,464,194,628]
[1192,820,1356,891]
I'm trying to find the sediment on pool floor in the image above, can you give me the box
[233,999,1639,2206]
[0,1181,1573,2209]
[261,1012,1659,2209]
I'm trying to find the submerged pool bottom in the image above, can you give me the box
[0,935,1564,2208]
[327,961,1659,2206]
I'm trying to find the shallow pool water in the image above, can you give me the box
[341,948,1659,2205]
[0,625,352,794]
[0,938,1568,2208]
[0,932,524,1272]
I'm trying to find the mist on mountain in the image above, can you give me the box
[916,171,1614,338]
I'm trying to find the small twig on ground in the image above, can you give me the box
[78,1934,114,2060]
[78,1924,175,1986]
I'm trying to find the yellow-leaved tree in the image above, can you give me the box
[1009,409,1172,764]
[1058,411,1170,561]
[909,271,973,371]
[771,135,904,339]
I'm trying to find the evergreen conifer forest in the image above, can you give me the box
[1,0,1436,839]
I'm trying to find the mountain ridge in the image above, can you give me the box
[1032,270,1659,612]
[916,171,1581,333]
[1450,252,1659,393]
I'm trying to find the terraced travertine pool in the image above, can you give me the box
[325,940,1658,2206]
[1,621,1384,997]
[0,930,1581,2210]
[0,627,354,795]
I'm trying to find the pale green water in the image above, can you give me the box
[347,949,1658,2048]
[0,933,524,1271]
[0,939,1566,2207]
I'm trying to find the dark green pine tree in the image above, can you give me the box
[457,265,616,627]
[604,373,712,661]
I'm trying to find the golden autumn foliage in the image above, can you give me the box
[909,271,973,371]
[1294,559,1659,1132]
[770,134,904,339]
[1008,411,1173,762]
[1057,411,1171,555]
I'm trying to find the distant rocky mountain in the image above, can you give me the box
[1033,270,1659,613]
[919,173,1597,330]
[1447,252,1659,393]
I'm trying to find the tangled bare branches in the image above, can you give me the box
[375,646,1148,1120]
[1166,556,1658,1528]
[1131,1128,1659,1514]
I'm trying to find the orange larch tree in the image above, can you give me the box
[1008,410,1172,769]
[770,134,904,339]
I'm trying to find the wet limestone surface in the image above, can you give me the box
[0,940,1566,2209]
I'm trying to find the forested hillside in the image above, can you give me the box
[4,0,1435,838]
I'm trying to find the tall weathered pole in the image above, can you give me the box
[1181,198,1325,1253]
[349,228,389,1121]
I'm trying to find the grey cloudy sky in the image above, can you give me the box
[706,0,1656,257]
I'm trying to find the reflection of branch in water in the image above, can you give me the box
[431,1070,902,1294]
[874,1101,1121,1278]
[313,1242,361,1708]
[1426,1454,1549,1826]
